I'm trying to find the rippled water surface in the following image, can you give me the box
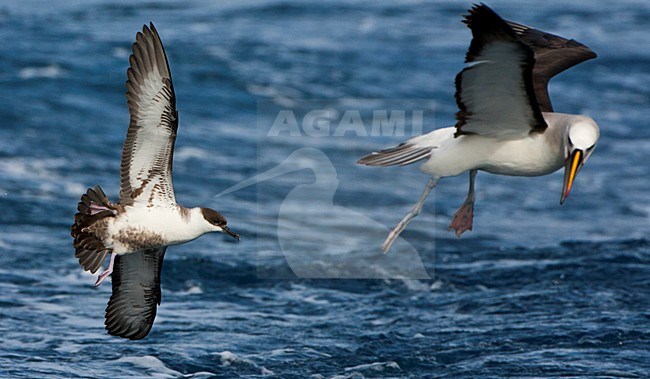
[1,0,649,377]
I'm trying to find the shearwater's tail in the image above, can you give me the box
[71,186,117,274]
[357,142,433,166]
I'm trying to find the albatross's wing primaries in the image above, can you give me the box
[105,247,166,340]
[506,20,597,112]
[454,4,546,139]
[120,23,178,207]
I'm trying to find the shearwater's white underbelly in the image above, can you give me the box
[105,206,202,254]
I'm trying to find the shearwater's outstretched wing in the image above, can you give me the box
[120,23,178,206]
[454,4,546,139]
[506,20,597,112]
[104,247,166,340]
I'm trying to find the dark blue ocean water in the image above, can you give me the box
[1,0,649,377]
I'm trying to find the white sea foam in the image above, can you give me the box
[430,280,444,291]
[344,361,401,372]
[19,64,64,79]
[214,351,245,366]
[174,147,211,162]
[115,356,183,379]
[212,351,274,375]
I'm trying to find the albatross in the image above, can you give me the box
[71,23,240,340]
[358,4,599,252]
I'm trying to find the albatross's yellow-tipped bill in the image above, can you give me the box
[561,149,583,204]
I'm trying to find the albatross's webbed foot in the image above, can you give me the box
[94,252,117,287]
[448,198,474,237]
[448,169,477,238]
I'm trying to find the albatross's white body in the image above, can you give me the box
[417,113,597,177]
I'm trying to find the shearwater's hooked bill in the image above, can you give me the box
[71,23,240,340]
[358,4,600,252]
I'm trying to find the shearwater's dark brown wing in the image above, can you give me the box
[104,247,166,340]
[120,23,178,207]
[506,19,597,112]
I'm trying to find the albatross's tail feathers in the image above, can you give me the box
[357,143,433,166]
[71,185,117,274]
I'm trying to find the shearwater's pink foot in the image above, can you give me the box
[448,199,474,238]
[94,252,117,287]
[89,202,116,216]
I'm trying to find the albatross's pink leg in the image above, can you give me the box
[383,177,440,253]
[449,170,477,238]
[94,252,117,287]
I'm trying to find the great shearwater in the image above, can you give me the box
[358,4,600,252]
[71,23,239,340]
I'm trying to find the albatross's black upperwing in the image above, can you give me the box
[506,20,597,112]
[454,4,547,139]
[105,247,166,340]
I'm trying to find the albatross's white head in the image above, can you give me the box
[561,117,600,204]
[200,208,240,240]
